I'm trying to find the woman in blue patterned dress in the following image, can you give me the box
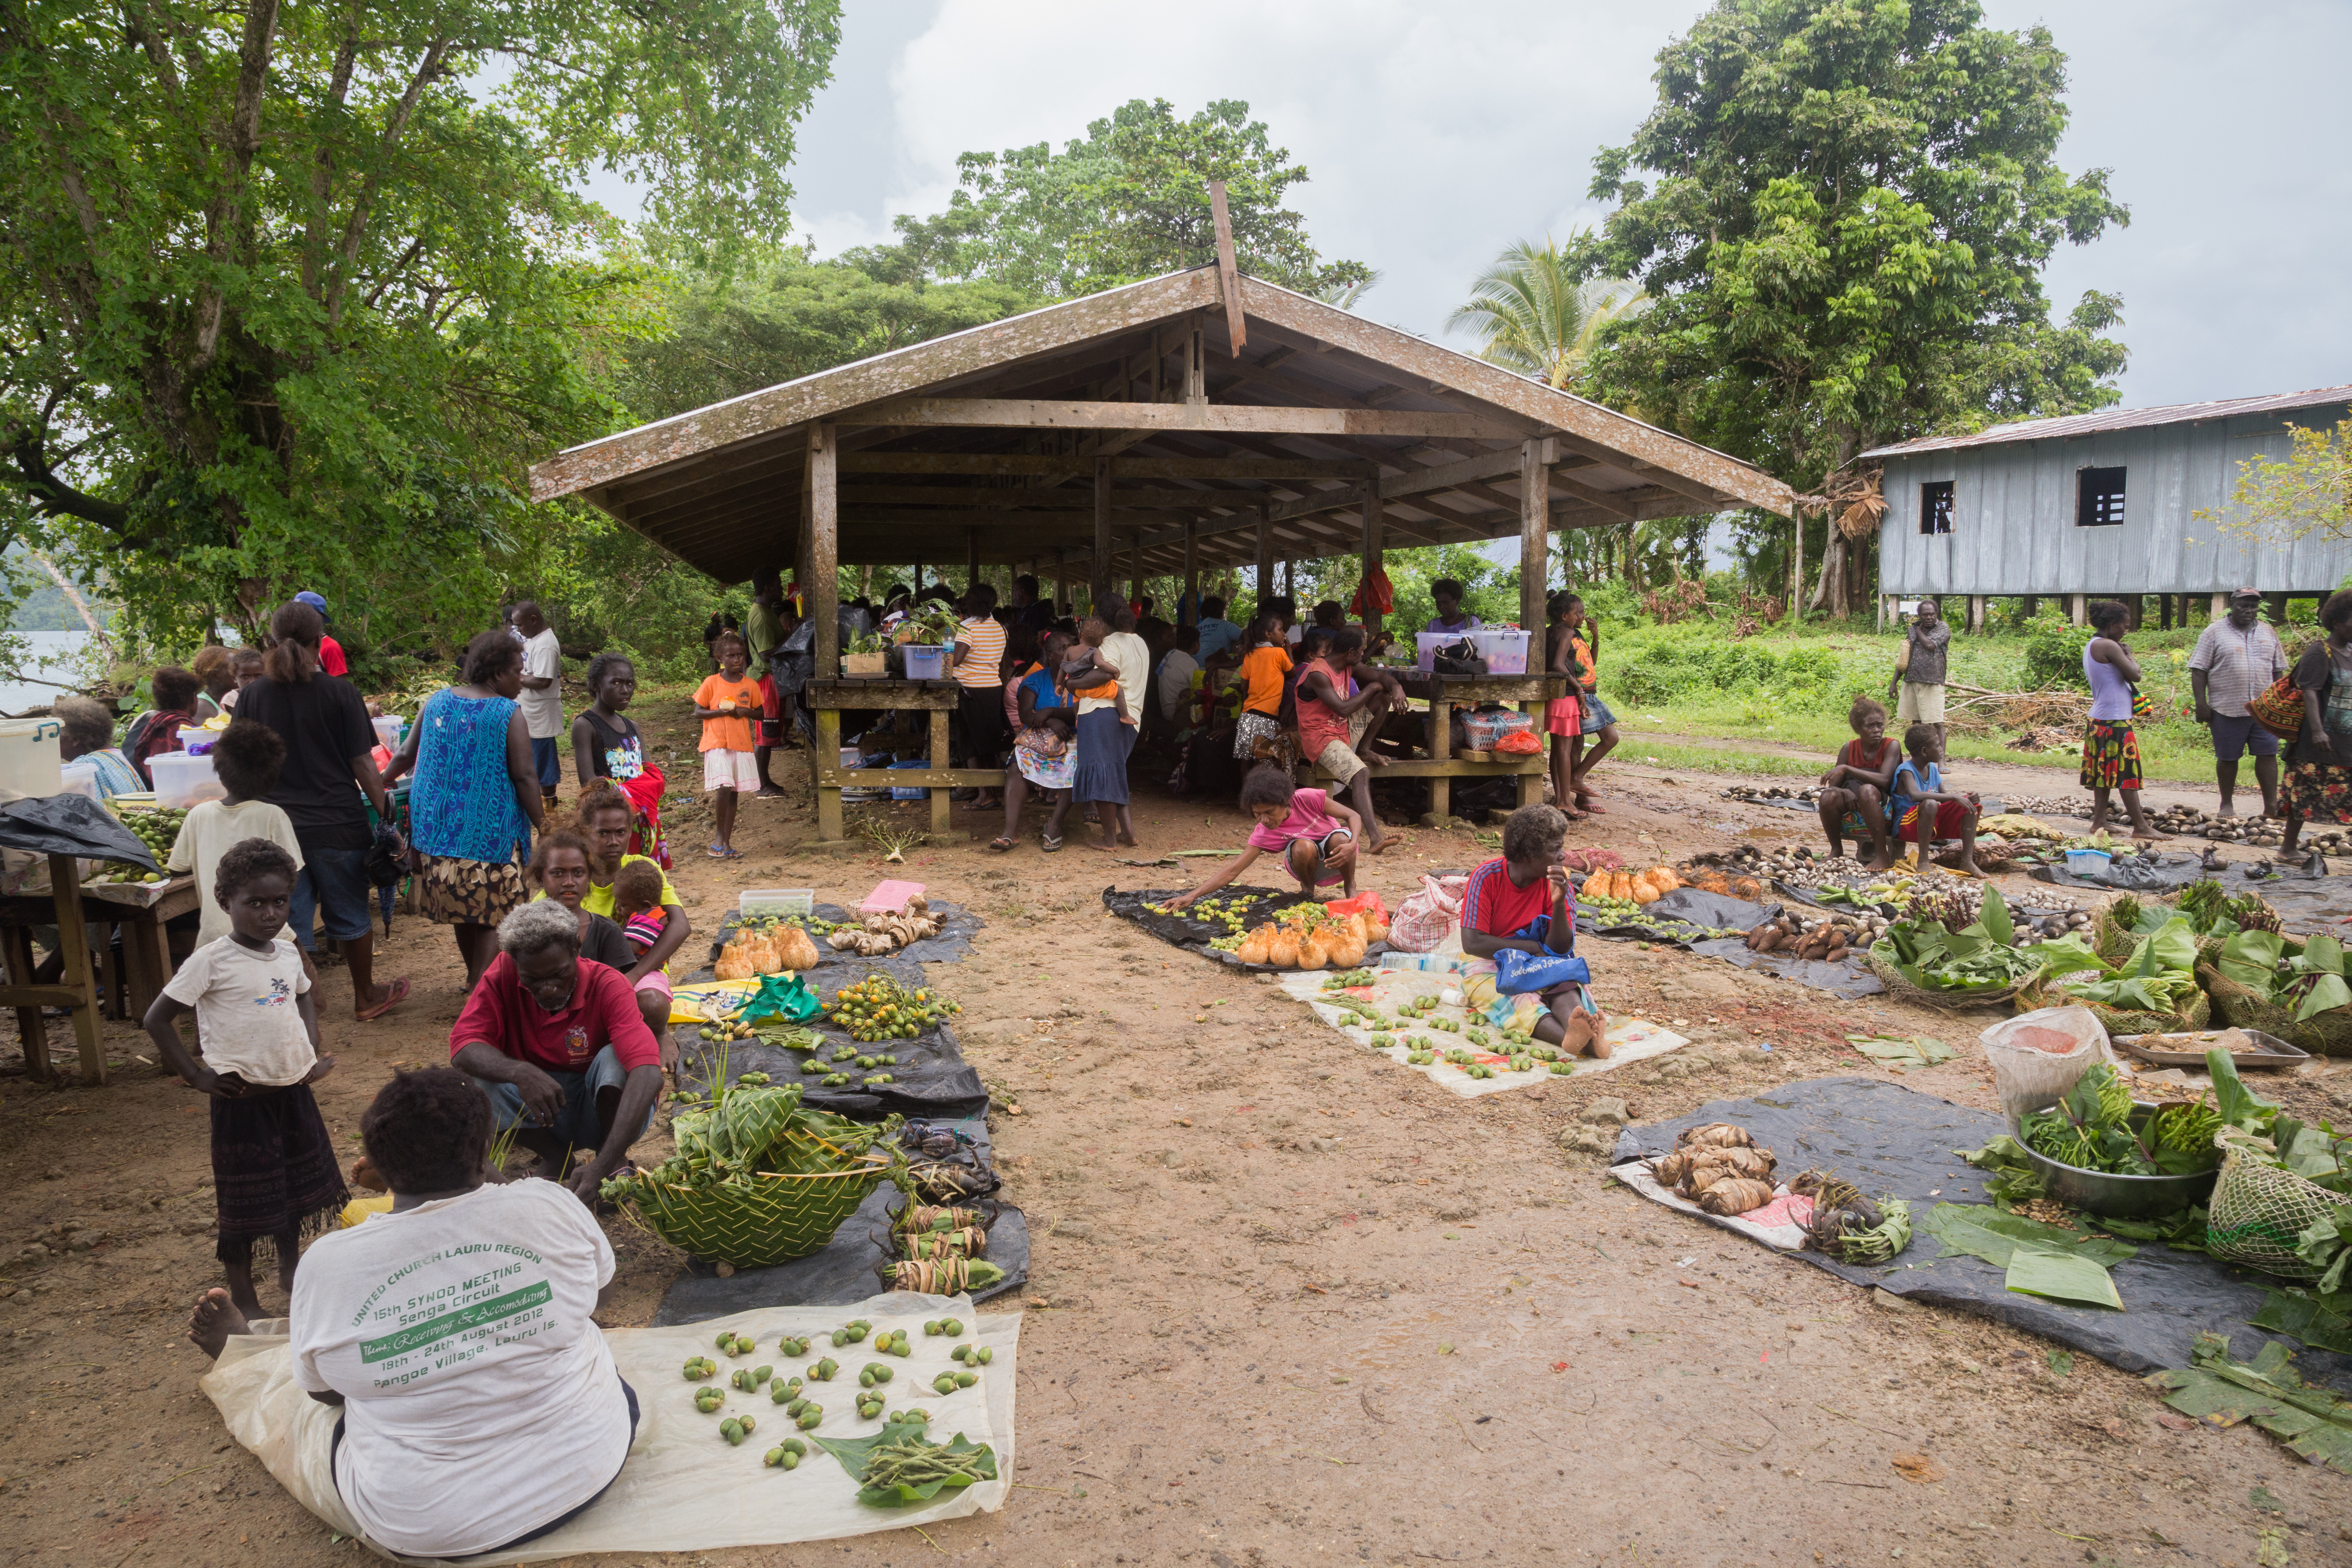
[384,631,547,989]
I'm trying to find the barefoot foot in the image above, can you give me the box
[1564,1006,1608,1059]
[189,1287,250,1360]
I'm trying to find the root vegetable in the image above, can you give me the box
[1675,1123,1757,1152]
[1695,1178,1777,1216]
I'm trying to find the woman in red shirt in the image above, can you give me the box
[1458,804,1606,1057]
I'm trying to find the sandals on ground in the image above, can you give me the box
[1041,834,1064,853]
[353,975,411,1023]
[987,836,1017,853]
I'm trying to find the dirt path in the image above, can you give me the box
[1,709,2346,1568]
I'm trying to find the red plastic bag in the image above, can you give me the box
[1493,728,1543,756]
[1327,889,1389,925]
[1349,565,1396,617]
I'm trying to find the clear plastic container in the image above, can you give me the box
[0,716,63,799]
[1415,631,1456,671]
[1470,628,1531,675]
[1460,710,1535,750]
[901,645,948,680]
[739,888,815,918]
[148,749,228,807]
[56,758,99,800]
[372,715,404,753]
[888,758,930,800]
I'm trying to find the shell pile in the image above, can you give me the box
[1690,843,1864,886]
[2004,794,2092,817]
[1720,784,1822,805]
[2150,802,2290,847]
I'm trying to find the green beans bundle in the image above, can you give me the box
[859,1433,989,1492]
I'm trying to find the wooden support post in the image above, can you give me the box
[815,710,842,841]
[2068,593,2087,627]
[1092,457,1114,615]
[809,423,839,674]
[928,709,953,840]
[1053,548,1068,616]
[1127,533,1140,612]
[1519,440,1550,631]
[49,861,102,1084]
[1968,594,1987,634]
[1208,180,1246,355]
[1255,506,1272,616]
[1360,484,1384,644]
[2265,591,2288,625]
[2210,591,2227,623]
[1182,519,1198,624]
[1791,510,1805,622]
[1425,694,1452,825]
[1,923,48,1081]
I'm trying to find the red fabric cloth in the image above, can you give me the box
[318,634,347,677]
[616,762,671,870]
[1896,800,1971,842]
[450,953,660,1074]
[1295,658,1351,757]
[1462,856,1552,937]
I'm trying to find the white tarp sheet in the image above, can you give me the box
[200,1291,1017,1565]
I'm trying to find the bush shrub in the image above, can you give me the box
[2022,612,2093,689]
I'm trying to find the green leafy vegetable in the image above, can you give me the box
[2146,1332,2352,1476]
[1921,1202,2137,1271]
[808,1421,999,1506]
[2100,1205,2209,1250]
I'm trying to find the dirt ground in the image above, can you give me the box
[4,706,2350,1568]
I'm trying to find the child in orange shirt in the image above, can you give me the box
[1229,613,1295,767]
[692,631,761,859]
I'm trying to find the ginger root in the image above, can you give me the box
[1675,1123,1757,1152]
[1695,1178,1778,1216]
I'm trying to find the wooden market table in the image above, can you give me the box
[805,678,1000,843]
[1299,670,1570,821]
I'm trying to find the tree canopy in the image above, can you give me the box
[891,98,1370,299]
[0,0,840,653]
[1568,0,2131,607]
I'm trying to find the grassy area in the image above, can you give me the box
[1593,616,2242,785]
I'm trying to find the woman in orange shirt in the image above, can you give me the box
[1229,614,1295,769]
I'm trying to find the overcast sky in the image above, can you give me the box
[735,0,2351,415]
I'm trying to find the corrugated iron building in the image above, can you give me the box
[1863,385,2352,625]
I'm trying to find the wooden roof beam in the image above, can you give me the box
[840,397,1529,441]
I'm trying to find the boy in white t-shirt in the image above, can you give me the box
[165,718,304,948]
[146,838,342,1317]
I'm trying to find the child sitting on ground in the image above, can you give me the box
[1458,803,1606,1057]
[1165,765,1365,908]
[144,839,343,1317]
[611,858,671,960]
[1816,696,1902,869]
[166,720,305,950]
[1889,723,1983,874]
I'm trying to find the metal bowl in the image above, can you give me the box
[2015,1101,2220,1220]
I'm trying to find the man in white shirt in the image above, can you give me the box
[514,601,566,808]
[2188,586,2288,818]
[188,1067,637,1560]
[1156,624,1202,724]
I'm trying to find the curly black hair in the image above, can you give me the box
[151,666,201,715]
[1238,764,1298,812]
[360,1067,492,1196]
[213,836,299,913]
[208,718,286,802]
[462,628,523,684]
[584,650,636,694]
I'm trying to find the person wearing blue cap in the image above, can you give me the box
[294,591,348,677]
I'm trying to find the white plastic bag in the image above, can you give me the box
[1388,874,1467,953]
[1980,1005,2114,1126]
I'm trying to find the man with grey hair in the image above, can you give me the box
[2189,586,2287,818]
[449,900,663,1202]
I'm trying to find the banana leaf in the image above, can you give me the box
[2295,972,2352,1022]
[2022,933,2108,979]
[2217,928,2287,993]
[2304,932,2345,976]
[808,1421,999,1507]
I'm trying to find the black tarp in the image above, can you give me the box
[652,1117,1028,1324]
[674,1020,988,1126]
[1577,886,1770,946]
[1102,885,1389,971]
[1610,1077,2351,1388]
[0,795,158,871]
[1576,888,1886,998]
[1688,938,1885,998]
[705,899,983,987]
[2035,853,2352,929]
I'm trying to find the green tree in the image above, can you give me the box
[891,99,1370,298]
[1447,236,1642,390]
[0,0,841,653]
[1569,0,2130,615]
[2195,416,2352,548]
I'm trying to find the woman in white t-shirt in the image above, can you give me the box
[188,1068,637,1559]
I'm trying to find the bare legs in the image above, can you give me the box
[1817,784,1893,868]
[2088,786,2162,841]
[2216,754,2282,818]
[1570,723,1619,810]
[453,922,499,992]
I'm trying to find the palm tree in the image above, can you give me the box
[1446,236,1642,389]
[1314,271,1381,312]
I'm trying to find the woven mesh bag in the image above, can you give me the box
[2205,1137,2352,1281]
[622,1152,897,1269]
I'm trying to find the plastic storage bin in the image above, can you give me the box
[1460,710,1536,750]
[372,716,404,753]
[888,758,931,800]
[1415,631,1461,671]
[0,716,63,799]
[148,749,228,808]
[56,758,99,800]
[740,888,815,918]
[901,645,948,680]
[1470,628,1531,675]
[2063,847,2112,876]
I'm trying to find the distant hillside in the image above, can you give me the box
[4,548,114,632]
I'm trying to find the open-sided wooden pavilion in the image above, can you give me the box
[530,239,1791,840]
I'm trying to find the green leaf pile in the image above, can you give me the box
[2146,1332,2352,1476]
[1869,885,2040,994]
[808,1421,999,1507]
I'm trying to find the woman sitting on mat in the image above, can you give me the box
[1459,804,1606,1057]
[1816,695,1902,868]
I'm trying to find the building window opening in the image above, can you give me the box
[2077,466,2126,527]
[1920,481,1954,535]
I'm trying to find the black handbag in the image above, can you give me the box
[1430,638,1486,676]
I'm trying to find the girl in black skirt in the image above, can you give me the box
[145,839,346,1316]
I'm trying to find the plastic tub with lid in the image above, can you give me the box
[149,749,228,808]
[0,716,63,799]
[57,758,100,800]
[901,645,949,681]
[1469,628,1531,675]
[371,715,404,753]
[740,888,815,918]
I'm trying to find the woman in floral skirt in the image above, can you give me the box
[2282,591,2352,855]
[2080,600,2164,841]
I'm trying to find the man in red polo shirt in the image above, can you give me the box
[294,591,348,675]
[1458,803,1607,1058]
[451,900,663,1202]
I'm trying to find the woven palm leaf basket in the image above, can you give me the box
[620,1149,900,1269]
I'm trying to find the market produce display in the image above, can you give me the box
[1688,842,1848,896]
[1790,1170,1912,1262]
[1219,902,1381,969]
[2212,928,2352,1023]
[1653,1123,1780,1215]
[1575,887,1749,941]
[1576,864,1682,905]
[1742,909,1882,961]
[2012,1063,2224,1177]
[2150,802,2296,847]
[826,974,960,1041]
[1719,784,1820,805]
[98,804,186,881]
[1868,884,2043,998]
[714,921,823,979]
[827,896,946,958]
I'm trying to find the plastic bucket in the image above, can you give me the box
[902,645,948,681]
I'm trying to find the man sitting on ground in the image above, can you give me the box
[450,900,663,1201]
[188,1066,638,1560]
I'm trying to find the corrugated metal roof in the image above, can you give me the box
[1859,384,2352,460]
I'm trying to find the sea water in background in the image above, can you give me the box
[0,629,92,715]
